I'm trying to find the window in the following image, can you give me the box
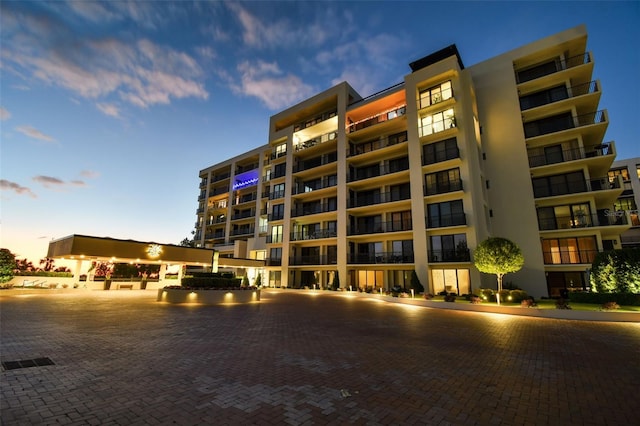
[327,246,338,264]
[419,81,453,109]
[273,162,287,179]
[271,183,285,199]
[613,197,636,211]
[427,200,465,228]
[390,210,412,232]
[391,240,414,262]
[537,203,592,230]
[269,247,282,261]
[390,183,411,201]
[519,85,568,110]
[274,143,286,158]
[608,167,630,182]
[524,112,573,138]
[423,137,459,165]
[429,234,469,262]
[271,204,284,220]
[532,171,586,198]
[419,108,455,137]
[269,271,281,287]
[270,225,283,243]
[388,131,408,145]
[425,168,462,195]
[431,269,470,295]
[541,237,597,264]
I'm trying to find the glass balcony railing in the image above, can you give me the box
[348,132,408,157]
[289,255,336,266]
[533,176,621,199]
[347,252,415,264]
[528,142,612,168]
[291,202,337,217]
[538,211,629,231]
[516,53,590,84]
[230,227,254,236]
[428,248,471,263]
[348,159,409,182]
[292,177,337,195]
[347,105,406,133]
[290,228,337,241]
[520,81,598,111]
[426,213,466,228]
[347,220,412,236]
[294,131,337,152]
[524,110,606,139]
[424,180,463,196]
[542,249,598,265]
[293,153,337,173]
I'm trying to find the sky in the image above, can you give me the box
[1,0,639,264]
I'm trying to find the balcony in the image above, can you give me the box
[348,132,408,157]
[213,172,231,182]
[266,258,282,266]
[270,150,287,160]
[347,252,415,264]
[524,110,606,139]
[347,220,412,236]
[533,176,621,199]
[231,209,255,221]
[348,189,411,208]
[292,177,337,195]
[199,179,208,188]
[289,255,336,266]
[528,142,613,168]
[293,153,337,173]
[428,248,471,263]
[348,159,409,183]
[267,213,284,221]
[265,235,283,244]
[205,232,225,240]
[538,211,629,231]
[424,179,463,196]
[290,228,337,241]
[268,190,286,200]
[293,110,337,132]
[520,81,599,111]
[423,146,460,166]
[542,249,598,265]
[426,213,466,228]
[232,192,257,205]
[294,131,337,152]
[291,202,337,217]
[516,53,591,84]
[230,227,254,237]
[347,105,406,134]
[235,164,259,175]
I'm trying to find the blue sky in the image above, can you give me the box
[1,1,639,263]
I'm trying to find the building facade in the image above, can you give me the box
[609,158,640,248]
[195,25,630,298]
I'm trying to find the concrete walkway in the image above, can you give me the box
[1,289,639,425]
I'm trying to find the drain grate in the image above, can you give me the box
[2,357,55,371]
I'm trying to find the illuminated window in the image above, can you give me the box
[541,237,597,264]
[419,81,453,109]
[431,269,469,295]
[270,225,283,243]
[608,167,629,182]
[419,108,455,137]
[275,143,286,157]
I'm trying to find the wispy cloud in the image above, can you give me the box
[0,179,37,198]
[16,125,56,142]
[0,106,11,120]
[96,102,120,118]
[80,170,100,179]
[230,60,314,110]
[33,175,65,188]
[1,4,208,110]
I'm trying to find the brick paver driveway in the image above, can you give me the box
[1,289,639,425]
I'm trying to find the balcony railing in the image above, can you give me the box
[528,142,612,168]
[424,180,463,196]
[427,213,467,228]
[290,228,337,241]
[516,53,591,84]
[293,110,337,132]
[542,249,598,265]
[267,213,284,221]
[292,177,337,195]
[294,131,337,152]
[538,212,629,231]
[348,133,408,157]
[289,255,336,266]
[235,164,259,175]
[348,159,409,182]
[524,110,606,139]
[533,176,621,199]
[347,252,415,264]
[270,150,286,160]
[231,210,255,220]
[205,232,225,240]
[213,172,231,182]
[269,190,286,200]
[291,202,337,217]
[266,258,282,266]
[422,146,460,166]
[347,105,406,133]
[265,235,283,244]
[206,217,226,225]
[347,220,412,236]
[232,193,257,205]
[348,189,411,208]
[293,153,337,173]
[428,249,471,263]
[520,81,598,111]
[230,227,254,236]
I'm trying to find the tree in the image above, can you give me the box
[474,237,524,305]
[15,258,35,272]
[254,272,262,287]
[0,248,17,284]
[590,249,640,294]
[332,271,340,290]
[410,270,424,293]
[39,257,55,272]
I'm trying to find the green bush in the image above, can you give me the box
[14,271,73,278]
[591,249,640,293]
[568,292,640,306]
[508,290,529,303]
[181,276,242,288]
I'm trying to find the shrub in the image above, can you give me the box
[568,292,640,306]
[601,301,620,311]
[444,294,456,302]
[508,290,529,303]
[424,293,434,300]
[470,295,482,304]
[590,249,640,293]
[521,297,537,308]
[437,291,448,296]
[555,298,572,310]
[181,276,242,289]
[497,289,510,302]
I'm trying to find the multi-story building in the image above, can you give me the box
[609,158,640,248]
[195,25,630,298]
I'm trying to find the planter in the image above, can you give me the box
[157,288,261,305]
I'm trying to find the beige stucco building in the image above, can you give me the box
[195,25,630,298]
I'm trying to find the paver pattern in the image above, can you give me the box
[1,289,639,425]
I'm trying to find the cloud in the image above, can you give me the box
[231,60,315,110]
[96,102,120,118]
[0,179,37,198]
[33,175,65,188]
[80,170,100,179]
[1,5,209,109]
[0,107,11,120]
[16,125,56,142]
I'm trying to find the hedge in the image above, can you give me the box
[568,292,640,306]
[180,276,242,289]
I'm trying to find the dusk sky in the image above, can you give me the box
[1,1,639,263]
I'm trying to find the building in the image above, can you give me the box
[195,25,630,298]
[609,158,640,248]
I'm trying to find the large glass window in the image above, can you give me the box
[532,171,586,198]
[425,168,462,195]
[423,137,459,165]
[608,167,630,182]
[419,108,455,137]
[541,237,597,264]
[270,225,283,243]
[429,234,468,262]
[269,271,281,287]
[431,269,470,295]
[419,81,453,109]
[537,203,592,230]
[427,200,465,228]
